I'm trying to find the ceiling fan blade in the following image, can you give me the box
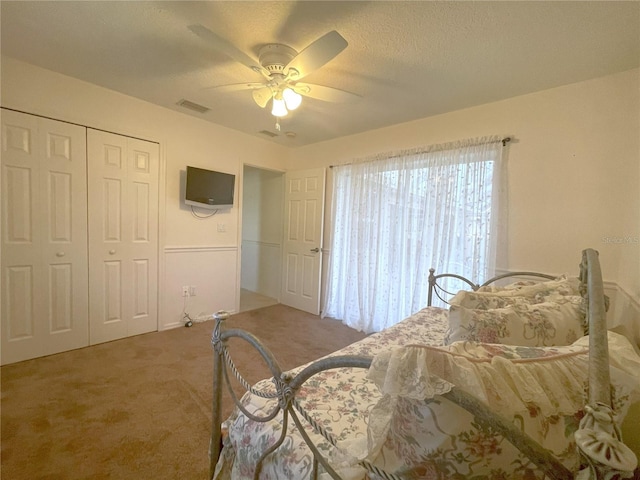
[252,87,273,108]
[203,82,265,93]
[293,83,360,103]
[188,24,270,78]
[285,31,347,80]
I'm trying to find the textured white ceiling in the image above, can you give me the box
[2,1,639,147]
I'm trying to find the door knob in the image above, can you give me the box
[310,248,320,253]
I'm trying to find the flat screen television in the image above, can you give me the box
[185,166,235,209]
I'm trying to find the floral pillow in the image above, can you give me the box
[365,333,640,480]
[446,297,585,346]
[450,290,536,310]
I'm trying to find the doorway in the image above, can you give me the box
[239,165,284,312]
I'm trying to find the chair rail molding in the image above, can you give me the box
[241,239,281,249]
[164,245,238,254]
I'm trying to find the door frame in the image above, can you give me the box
[235,163,286,314]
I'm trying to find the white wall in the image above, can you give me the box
[241,166,284,299]
[293,69,640,343]
[3,56,638,341]
[4,56,639,451]
[1,56,289,329]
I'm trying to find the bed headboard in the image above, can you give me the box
[427,269,556,306]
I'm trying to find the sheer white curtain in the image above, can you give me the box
[322,136,505,333]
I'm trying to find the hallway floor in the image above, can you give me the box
[239,288,278,312]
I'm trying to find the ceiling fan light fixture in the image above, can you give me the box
[282,88,302,111]
[271,97,288,117]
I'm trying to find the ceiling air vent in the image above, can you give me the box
[259,130,278,138]
[177,99,210,114]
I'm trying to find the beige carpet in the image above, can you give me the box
[1,305,365,480]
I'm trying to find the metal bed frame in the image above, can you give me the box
[209,249,637,480]
[427,269,556,307]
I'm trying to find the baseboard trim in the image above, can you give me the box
[162,308,238,330]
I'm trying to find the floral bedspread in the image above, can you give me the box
[213,307,450,480]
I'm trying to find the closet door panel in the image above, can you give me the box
[88,130,158,343]
[48,263,73,332]
[1,110,88,365]
[4,165,33,244]
[39,116,88,356]
[5,265,35,340]
[2,113,42,358]
[47,171,72,241]
[127,138,158,336]
[88,131,128,343]
[104,260,123,322]
[132,259,150,317]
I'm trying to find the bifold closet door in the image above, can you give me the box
[1,109,89,365]
[87,129,159,344]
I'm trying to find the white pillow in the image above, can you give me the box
[446,297,585,346]
[450,276,580,306]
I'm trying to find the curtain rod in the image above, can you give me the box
[329,137,512,169]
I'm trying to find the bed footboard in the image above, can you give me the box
[574,249,637,479]
[208,318,574,480]
[208,313,373,480]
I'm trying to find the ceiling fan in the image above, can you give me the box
[188,25,360,125]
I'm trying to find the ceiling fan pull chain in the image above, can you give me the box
[275,118,281,131]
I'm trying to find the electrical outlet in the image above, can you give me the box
[182,286,189,297]
[189,285,197,296]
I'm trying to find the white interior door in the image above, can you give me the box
[280,168,325,314]
[87,129,159,344]
[1,109,89,365]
